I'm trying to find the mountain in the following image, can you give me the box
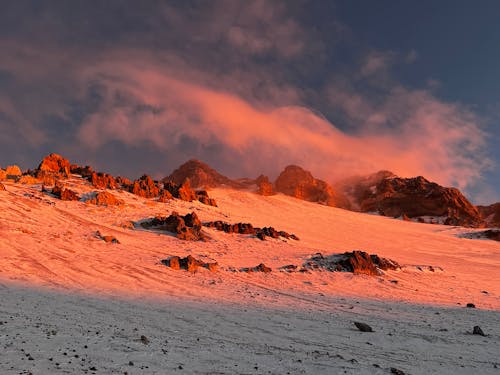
[477,202,500,228]
[166,159,242,189]
[274,165,351,209]
[342,173,483,227]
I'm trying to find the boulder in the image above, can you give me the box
[196,190,217,206]
[5,165,22,177]
[129,175,159,198]
[177,179,197,202]
[240,263,272,273]
[51,184,80,201]
[90,172,117,189]
[37,153,71,176]
[158,189,173,202]
[161,255,217,272]
[255,175,274,196]
[96,231,120,244]
[86,191,124,206]
[141,211,207,241]
[354,322,373,332]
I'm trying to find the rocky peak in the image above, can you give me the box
[167,159,239,189]
[37,153,71,176]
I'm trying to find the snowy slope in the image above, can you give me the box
[0,178,499,374]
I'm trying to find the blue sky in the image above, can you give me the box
[0,1,498,203]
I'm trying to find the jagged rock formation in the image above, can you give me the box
[141,211,207,241]
[203,220,299,241]
[50,183,80,201]
[347,174,483,227]
[90,172,118,190]
[274,165,350,208]
[240,263,272,273]
[477,203,500,228]
[303,251,399,276]
[85,191,124,206]
[129,175,159,198]
[167,159,240,189]
[161,255,218,272]
[37,153,71,177]
[255,175,274,196]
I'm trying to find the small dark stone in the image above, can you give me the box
[466,303,476,308]
[354,322,373,332]
[128,361,134,366]
[140,335,150,345]
[473,325,485,336]
[390,368,406,375]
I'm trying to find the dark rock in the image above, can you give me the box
[141,211,207,241]
[241,263,272,273]
[196,190,217,206]
[177,179,197,202]
[466,303,476,308]
[129,175,159,198]
[167,159,241,189]
[140,335,149,345]
[95,231,120,244]
[255,175,274,196]
[37,153,71,177]
[161,255,217,272]
[158,189,174,202]
[90,172,117,190]
[70,164,94,178]
[354,322,373,332]
[86,191,124,206]
[203,221,299,241]
[51,183,80,201]
[275,165,350,208]
[477,202,500,228]
[472,325,485,336]
[303,250,399,276]
[390,368,406,375]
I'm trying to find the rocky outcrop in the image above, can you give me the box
[161,255,218,272]
[157,189,174,202]
[5,165,22,178]
[90,172,118,190]
[141,211,206,241]
[303,251,399,276]
[477,203,500,228]
[37,153,71,177]
[353,175,482,227]
[203,220,299,241]
[129,175,160,198]
[274,165,350,208]
[86,191,124,206]
[195,190,217,206]
[163,179,217,206]
[255,175,274,196]
[167,159,240,189]
[240,263,272,273]
[462,229,500,242]
[50,183,80,201]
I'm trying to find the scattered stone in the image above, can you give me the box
[473,326,485,336]
[203,220,299,241]
[240,263,272,273]
[303,250,399,276]
[161,255,217,272]
[86,191,124,206]
[141,211,206,241]
[466,303,476,308]
[390,368,406,375]
[95,231,120,244]
[354,322,373,332]
[140,335,149,345]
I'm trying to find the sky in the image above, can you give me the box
[0,0,498,204]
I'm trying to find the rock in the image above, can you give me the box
[129,175,159,198]
[203,221,299,241]
[86,191,124,206]
[390,368,406,375]
[5,165,22,177]
[255,175,274,196]
[17,175,39,185]
[303,250,399,275]
[158,189,173,202]
[241,263,272,273]
[90,172,117,189]
[345,172,483,227]
[177,179,197,202]
[477,202,500,228]
[274,165,350,208]
[37,153,71,176]
[167,159,241,189]
[0,169,6,180]
[472,325,485,336]
[161,255,217,272]
[51,184,80,201]
[466,303,476,308]
[141,211,207,241]
[354,322,373,332]
[70,164,94,178]
[162,179,217,206]
[196,190,217,206]
[0,182,5,191]
[96,231,120,244]
[140,335,149,345]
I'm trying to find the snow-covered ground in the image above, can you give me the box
[0,178,499,374]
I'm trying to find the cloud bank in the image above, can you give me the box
[0,1,494,202]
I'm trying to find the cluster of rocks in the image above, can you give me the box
[161,255,217,272]
[44,183,80,201]
[301,251,400,276]
[461,229,500,242]
[203,220,299,241]
[85,191,124,206]
[240,263,272,273]
[140,211,207,241]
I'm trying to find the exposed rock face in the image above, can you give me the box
[255,175,274,196]
[129,175,159,198]
[141,211,206,241]
[167,159,239,189]
[477,203,500,228]
[86,191,124,206]
[274,165,350,208]
[90,172,117,190]
[37,153,71,176]
[355,175,482,227]
[303,251,399,276]
[161,255,218,272]
[51,184,80,201]
[203,221,299,241]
